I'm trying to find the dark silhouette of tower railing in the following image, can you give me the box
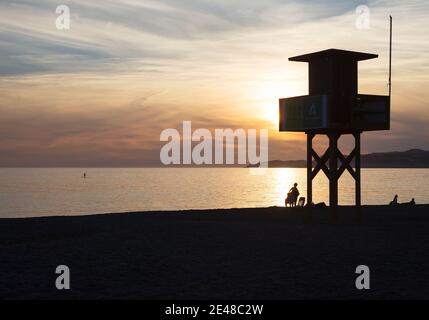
[279,49,390,207]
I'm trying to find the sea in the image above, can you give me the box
[0,168,428,218]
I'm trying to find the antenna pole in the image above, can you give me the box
[389,16,393,98]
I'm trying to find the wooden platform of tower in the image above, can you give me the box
[279,49,390,207]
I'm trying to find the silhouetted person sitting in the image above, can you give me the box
[285,183,300,207]
[389,194,398,206]
[409,198,416,205]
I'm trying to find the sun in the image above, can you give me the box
[251,80,300,128]
[263,103,279,128]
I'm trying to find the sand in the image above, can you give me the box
[0,205,428,299]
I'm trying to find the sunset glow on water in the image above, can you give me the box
[1,168,428,218]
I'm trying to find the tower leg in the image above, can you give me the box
[307,133,314,206]
[328,133,339,207]
[354,132,361,207]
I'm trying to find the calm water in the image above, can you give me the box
[0,168,428,218]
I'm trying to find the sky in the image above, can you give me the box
[0,0,428,167]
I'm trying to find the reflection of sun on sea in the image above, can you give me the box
[272,168,296,206]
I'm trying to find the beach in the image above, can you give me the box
[0,205,428,299]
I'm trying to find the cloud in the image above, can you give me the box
[0,0,365,75]
[0,0,429,166]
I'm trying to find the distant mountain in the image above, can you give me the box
[361,149,429,168]
[249,149,429,168]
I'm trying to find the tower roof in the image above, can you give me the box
[289,49,378,63]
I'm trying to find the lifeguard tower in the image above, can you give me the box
[279,48,390,207]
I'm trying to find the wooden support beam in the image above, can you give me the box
[328,133,339,207]
[311,148,330,179]
[305,131,362,208]
[307,133,314,206]
[354,132,361,206]
[337,147,357,180]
